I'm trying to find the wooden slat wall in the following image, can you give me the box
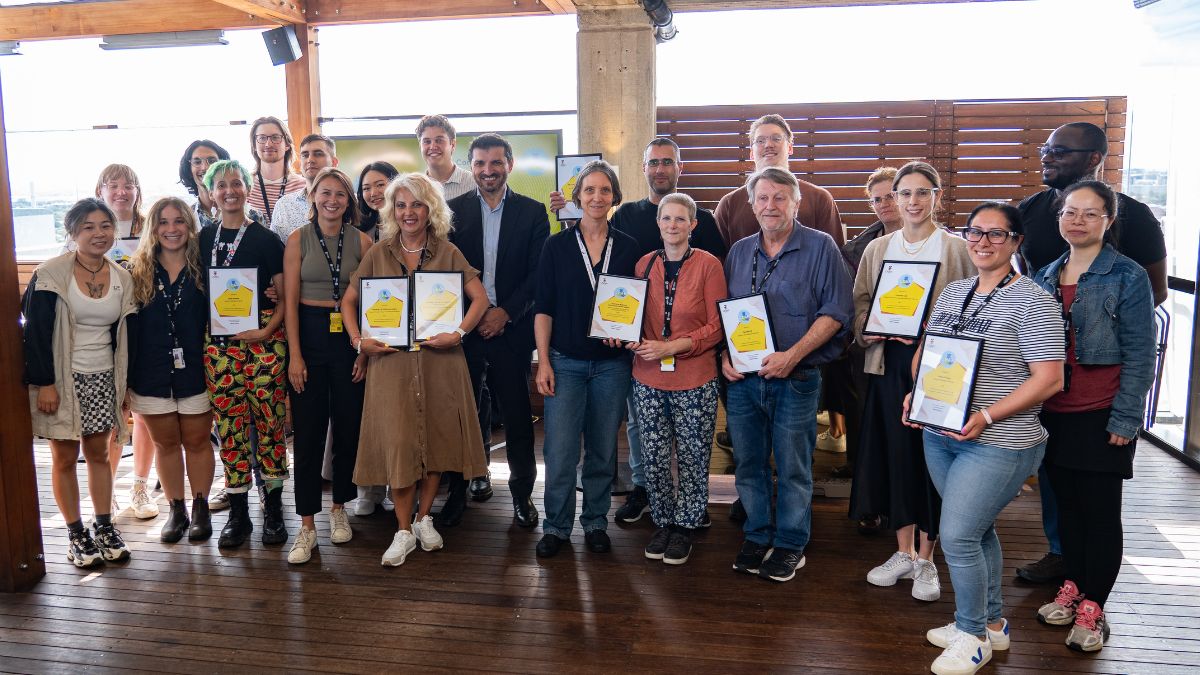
[658,97,1126,239]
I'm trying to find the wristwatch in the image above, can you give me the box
[453,328,467,338]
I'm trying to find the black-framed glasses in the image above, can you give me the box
[1038,144,1094,160]
[189,157,219,167]
[255,134,285,145]
[645,158,677,168]
[961,227,1020,244]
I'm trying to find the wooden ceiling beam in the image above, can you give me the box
[536,0,577,13]
[304,0,555,25]
[0,0,272,41]
[668,0,1025,10]
[210,0,306,25]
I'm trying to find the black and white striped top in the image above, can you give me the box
[926,275,1064,450]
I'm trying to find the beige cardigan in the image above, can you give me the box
[852,229,975,376]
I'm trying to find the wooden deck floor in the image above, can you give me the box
[3,437,1199,674]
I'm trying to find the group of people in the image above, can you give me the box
[23,112,1162,675]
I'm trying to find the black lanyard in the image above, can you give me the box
[751,242,785,293]
[314,222,346,306]
[257,173,286,223]
[155,264,184,350]
[954,269,1016,334]
[642,248,692,338]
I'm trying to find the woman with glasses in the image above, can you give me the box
[850,161,973,601]
[179,140,232,229]
[1030,181,1154,653]
[907,202,1064,675]
[247,116,307,224]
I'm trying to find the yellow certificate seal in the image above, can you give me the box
[879,274,926,317]
[598,286,639,325]
[366,289,404,328]
[730,309,767,353]
[213,278,253,317]
[924,351,967,404]
[419,283,459,321]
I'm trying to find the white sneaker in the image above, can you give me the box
[330,509,353,544]
[129,481,159,520]
[816,410,830,427]
[931,630,992,675]
[815,430,846,453]
[208,487,230,511]
[352,497,377,516]
[288,527,318,564]
[927,619,1009,651]
[382,530,417,566]
[911,558,942,601]
[867,551,915,586]
[411,515,443,551]
[381,495,395,512]
[111,496,123,517]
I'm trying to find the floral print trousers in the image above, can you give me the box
[631,378,719,530]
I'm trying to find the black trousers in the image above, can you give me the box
[462,332,537,501]
[1047,462,1123,607]
[289,305,364,516]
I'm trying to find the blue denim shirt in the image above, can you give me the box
[1034,244,1156,439]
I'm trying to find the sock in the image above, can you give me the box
[133,475,149,485]
[67,520,85,534]
[94,513,112,526]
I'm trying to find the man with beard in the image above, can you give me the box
[418,114,477,201]
[1015,121,1167,585]
[442,133,550,528]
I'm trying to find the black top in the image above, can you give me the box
[199,221,285,310]
[128,264,208,399]
[841,220,887,275]
[610,198,728,261]
[1018,189,1166,274]
[534,225,639,361]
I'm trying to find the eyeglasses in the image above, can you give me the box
[189,157,219,167]
[1038,144,1094,160]
[103,182,137,192]
[868,193,896,207]
[255,134,285,145]
[893,188,939,202]
[645,158,677,168]
[752,134,788,147]
[961,227,1020,244]
[1058,208,1109,224]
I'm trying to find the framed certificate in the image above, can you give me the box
[588,273,648,343]
[359,276,410,348]
[412,271,464,342]
[208,267,259,336]
[717,293,778,374]
[555,153,602,221]
[907,332,984,433]
[107,237,140,266]
[864,260,940,339]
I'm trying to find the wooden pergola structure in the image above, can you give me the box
[0,0,1025,592]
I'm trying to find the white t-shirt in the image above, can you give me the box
[883,227,948,263]
[68,277,122,373]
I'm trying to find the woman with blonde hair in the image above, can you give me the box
[95,163,147,238]
[342,172,488,566]
[127,197,216,542]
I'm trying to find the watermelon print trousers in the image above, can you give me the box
[205,315,289,493]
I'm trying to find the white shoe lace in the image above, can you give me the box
[915,559,939,584]
[131,483,151,508]
[881,551,912,571]
[945,630,987,663]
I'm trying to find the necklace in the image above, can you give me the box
[900,229,934,256]
[399,235,426,254]
[75,257,106,298]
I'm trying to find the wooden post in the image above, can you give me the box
[285,23,321,142]
[0,70,45,593]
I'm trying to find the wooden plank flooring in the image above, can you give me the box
[3,436,1198,674]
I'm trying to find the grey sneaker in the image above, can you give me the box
[911,558,942,601]
[1066,600,1109,653]
[867,551,915,586]
[1037,580,1083,626]
[208,487,230,512]
[645,527,671,560]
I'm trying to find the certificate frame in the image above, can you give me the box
[906,332,985,433]
[717,292,779,375]
[208,266,259,337]
[107,236,140,266]
[587,273,649,343]
[555,153,602,221]
[864,260,940,339]
[412,270,465,342]
[359,276,410,348]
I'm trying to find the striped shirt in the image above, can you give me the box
[432,165,478,202]
[926,275,1063,450]
[249,172,307,222]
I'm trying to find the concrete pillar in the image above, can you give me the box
[576,1,656,203]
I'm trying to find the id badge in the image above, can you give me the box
[172,347,186,369]
[329,312,344,333]
[660,356,676,372]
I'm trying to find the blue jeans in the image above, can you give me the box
[726,370,820,551]
[626,391,645,488]
[541,350,632,538]
[1037,462,1062,555]
[924,431,1045,637]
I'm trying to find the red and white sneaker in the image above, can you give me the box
[1066,599,1110,652]
[1037,579,1083,626]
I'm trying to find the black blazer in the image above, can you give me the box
[448,188,550,352]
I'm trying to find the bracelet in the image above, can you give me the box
[352,336,363,353]
[981,408,994,425]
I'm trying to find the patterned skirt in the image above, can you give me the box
[73,370,116,437]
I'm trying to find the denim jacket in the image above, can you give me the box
[1034,244,1156,439]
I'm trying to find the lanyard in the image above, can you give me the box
[314,222,345,306]
[642,249,692,338]
[751,244,784,294]
[1054,261,1075,350]
[954,269,1016,334]
[211,223,248,268]
[155,264,184,350]
[575,226,612,290]
[257,173,286,223]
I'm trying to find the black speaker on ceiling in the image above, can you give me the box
[262,26,301,66]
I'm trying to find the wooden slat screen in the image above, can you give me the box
[657,97,1126,239]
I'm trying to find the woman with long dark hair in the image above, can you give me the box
[178,140,232,229]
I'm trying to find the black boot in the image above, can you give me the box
[189,495,212,541]
[218,491,253,548]
[261,485,288,545]
[434,477,467,528]
[160,499,190,543]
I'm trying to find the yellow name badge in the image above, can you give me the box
[213,281,253,318]
[365,295,405,328]
[598,287,639,325]
[329,312,343,333]
[879,275,927,317]
[730,314,768,353]
[419,287,459,322]
[660,355,676,372]
[923,352,968,404]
